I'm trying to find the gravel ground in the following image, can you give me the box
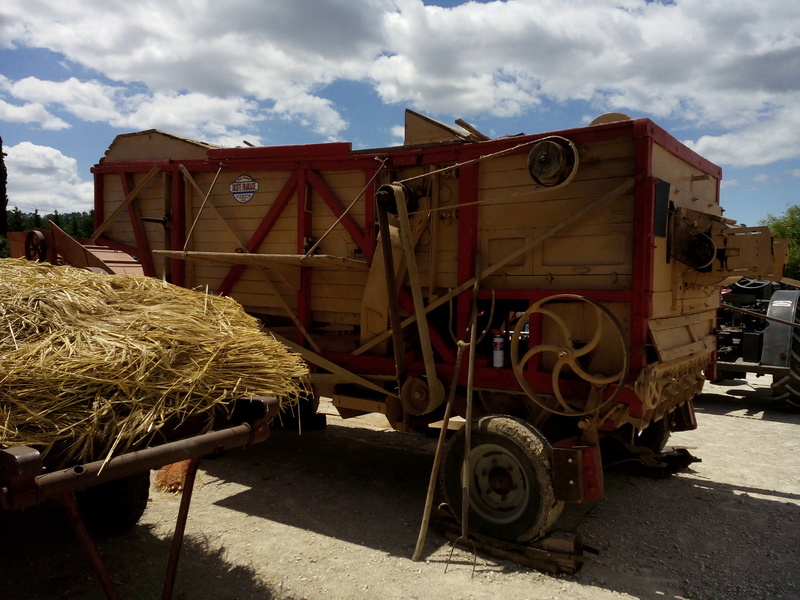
[1,374,798,600]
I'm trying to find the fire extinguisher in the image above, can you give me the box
[492,330,504,368]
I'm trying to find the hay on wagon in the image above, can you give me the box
[0,258,308,465]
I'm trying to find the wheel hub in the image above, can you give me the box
[469,444,529,524]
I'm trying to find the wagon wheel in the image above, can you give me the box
[440,415,563,542]
[24,230,47,262]
[510,294,629,417]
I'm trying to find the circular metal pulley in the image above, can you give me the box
[400,376,445,416]
[376,183,418,215]
[24,230,47,262]
[527,137,579,189]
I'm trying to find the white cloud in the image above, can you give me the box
[0,98,70,130]
[0,0,799,169]
[111,91,266,145]
[10,77,121,122]
[5,142,94,213]
[685,99,800,167]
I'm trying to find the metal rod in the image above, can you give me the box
[460,253,481,539]
[183,164,224,252]
[162,456,201,600]
[722,302,800,329]
[17,420,266,510]
[61,492,121,600]
[412,340,468,561]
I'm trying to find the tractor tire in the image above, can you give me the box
[772,366,800,409]
[765,291,800,410]
[440,415,563,543]
[75,471,151,535]
[770,327,800,410]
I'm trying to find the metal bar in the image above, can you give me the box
[723,302,800,329]
[161,456,201,600]
[61,492,121,600]
[460,253,481,539]
[6,420,268,510]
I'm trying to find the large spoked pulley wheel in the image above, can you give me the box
[510,294,629,416]
[440,415,564,543]
[24,230,47,262]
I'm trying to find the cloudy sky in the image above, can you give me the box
[1,0,798,227]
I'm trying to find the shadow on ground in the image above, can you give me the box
[0,498,295,600]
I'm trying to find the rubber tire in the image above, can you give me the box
[75,471,150,535]
[770,312,800,409]
[440,415,563,543]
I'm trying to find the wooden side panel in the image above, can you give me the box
[99,171,169,274]
[177,167,371,326]
[475,139,636,292]
[649,143,722,321]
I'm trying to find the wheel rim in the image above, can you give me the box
[468,443,530,525]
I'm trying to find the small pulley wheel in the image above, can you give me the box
[24,230,47,262]
[527,137,579,189]
[400,376,445,416]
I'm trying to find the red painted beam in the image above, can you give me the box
[216,171,298,296]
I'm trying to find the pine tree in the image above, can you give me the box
[0,136,8,237]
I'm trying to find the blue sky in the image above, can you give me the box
[1,0,798,228]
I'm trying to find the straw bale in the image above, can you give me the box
[0,258,309,466]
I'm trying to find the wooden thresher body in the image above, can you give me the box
[89,111,784,542]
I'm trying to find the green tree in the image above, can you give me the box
[0,136,7,237]
[761,205,800,280]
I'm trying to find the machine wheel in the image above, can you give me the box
[510,294,629,416]
[440,415,564,543]
[24,230,47,262]
[75,471,150,535]
[770,301,800,410]
[772,364,800,409]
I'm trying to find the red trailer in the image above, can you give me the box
[73,110,785,544]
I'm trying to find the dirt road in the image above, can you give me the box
[2,375,798,600]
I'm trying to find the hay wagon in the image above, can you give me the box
[37,110,785,544]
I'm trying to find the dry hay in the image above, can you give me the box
[0,258,309,466]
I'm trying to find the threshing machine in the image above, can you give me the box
[29,110,787,543]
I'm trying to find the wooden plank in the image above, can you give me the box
[91,164,161,240]
[269,331,398,398]
[657,336,716,362]
[153,249,370,270]
[648,311,716,332]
